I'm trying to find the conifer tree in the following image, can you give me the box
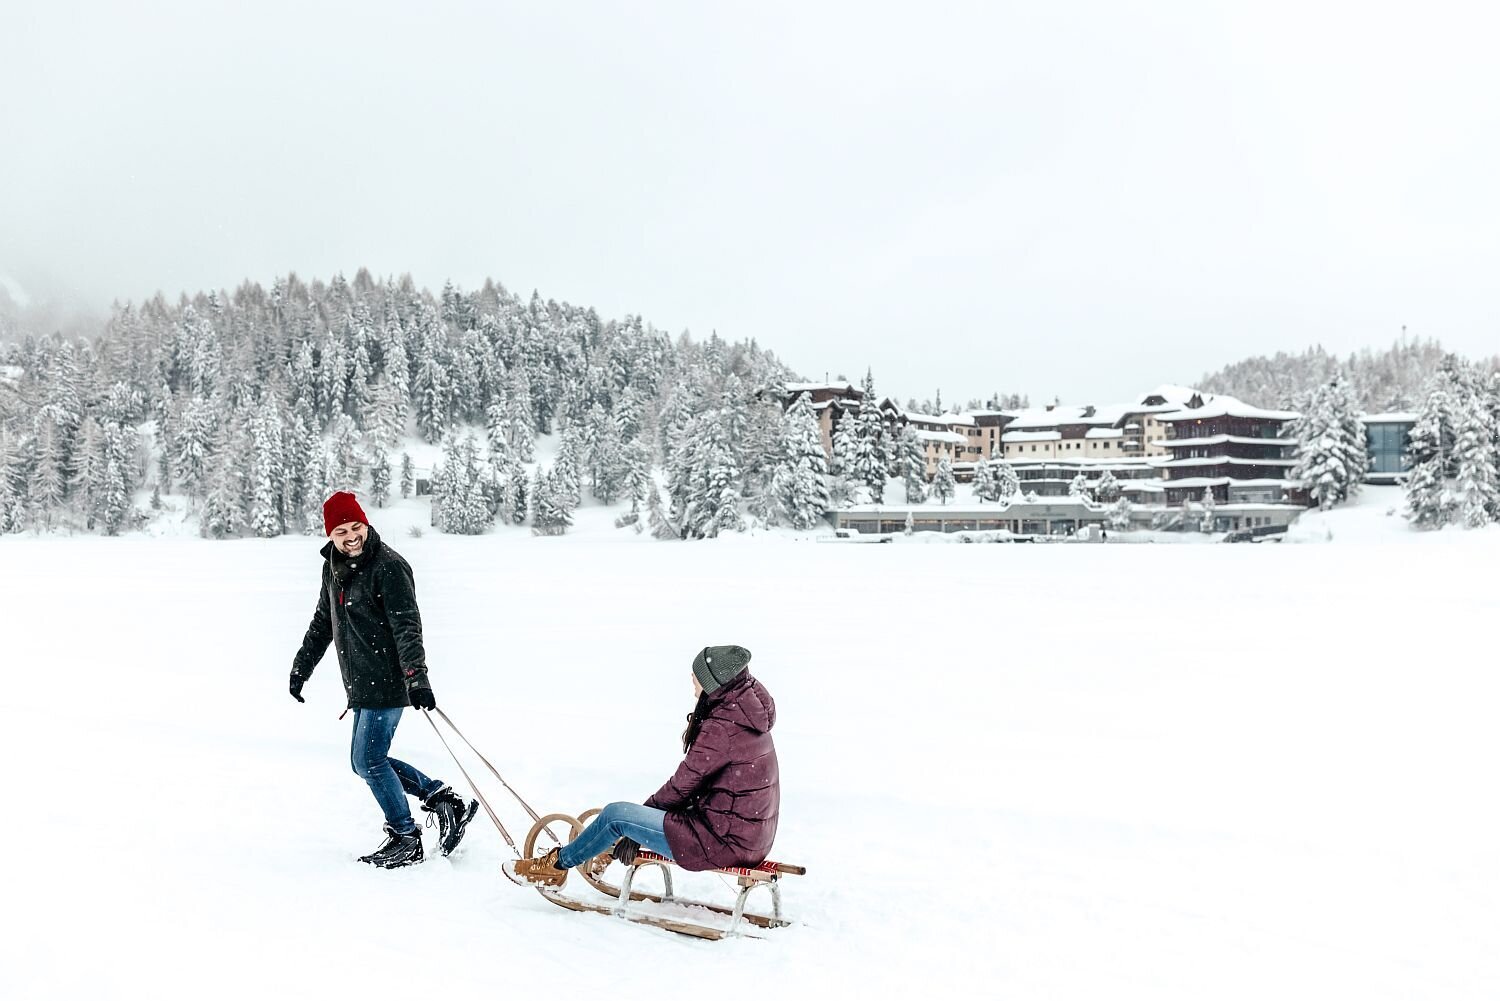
[993,458,1019,500]
[769,393,831,529]
[973,457,996,502]
[369,448,392,508]
[202,423,245,539]
[1289,374,1369,510]
[1451,397,1498,528]
[1094,469,1121,504]
[1404,381,1458,529]
[400,452,415,499]
[28,417,66,530]
[531,466,573,536]
[248,400,286,538]
[933,457,956,504]
[684,412,743,537]
[896,425,928,503]
[174,397,216,498]
[830,410,863,505]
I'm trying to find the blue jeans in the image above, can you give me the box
[557,802,674,869]
[350,708,444,834]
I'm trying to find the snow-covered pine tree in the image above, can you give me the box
[896,425,927,503]
[1289,374,1368,510]
[622,438,652,518]
[830,410,863,505]
[1107,497,1133,531]
[369,448,392,508]
[500,459,528,525]
[1094,469,1121,503]
[504,368,537,463]
[853,401,887,504]
[1403,380,1458,529]
[173,396,216,498]
[554,424,585,509]
[201,422,245,539]
[71,416,106,530]
[433,434,492,535]
[1451,396,1498,528]
[247,399,286,538]
[973,457,996,502]
[587,403,627,504]
[772,392,831,530]
[933,457,956,504]
[1068,472,1089,499]
[1199,486,1217,532]
[994,457,1019,500]
[531,466,573,536]
[400,452,415,499]
[324,415,364,492]
[28,416,66,530]
[0,430,19,533]
[686,412,743,537]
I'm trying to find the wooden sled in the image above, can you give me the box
[522,809,805,941]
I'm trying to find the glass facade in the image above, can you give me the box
[1366,421,1413,477]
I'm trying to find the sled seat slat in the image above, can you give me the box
[632,849,806,878]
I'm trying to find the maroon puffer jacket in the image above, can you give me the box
[645,671,780,871]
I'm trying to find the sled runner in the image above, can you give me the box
[523,810,805,941]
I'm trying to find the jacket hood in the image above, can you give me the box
[709,671,776,735]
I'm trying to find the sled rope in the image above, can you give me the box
[421,709,561,886]
[431,708,552,830]
[421,711,532,885]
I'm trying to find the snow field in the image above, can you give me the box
[2,516,1496,999]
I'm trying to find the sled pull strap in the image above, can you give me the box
[421,709,520,855]
[433,708,550,828]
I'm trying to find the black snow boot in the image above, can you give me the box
[359,824,425,868]
[422,786,479,857]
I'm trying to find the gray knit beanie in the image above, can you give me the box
[691,645,752,694]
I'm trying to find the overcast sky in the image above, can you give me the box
[2,1,1497,404]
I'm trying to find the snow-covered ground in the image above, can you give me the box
[3,491,1497,1000]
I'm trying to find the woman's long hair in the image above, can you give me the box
[681,692,710,752]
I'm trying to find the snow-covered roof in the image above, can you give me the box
[905,410,974,427]
[785,381,857,394]
[1004,407,1090,431]
[1003,430,1062,442]
[1085,428,1124,439]
[1164,455,1298,468]
[1163,476,1296,489]
[916,429,966,445]
[1160,434,1295,448]
[1156,394,1299,423]
[0,364,21,384]
[1362,412,1418,423]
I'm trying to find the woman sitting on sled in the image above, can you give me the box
[513,645,779,884]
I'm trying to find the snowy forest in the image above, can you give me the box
[0,270,869,539]
[3,270,1500,539]
[1198,336,1500,412]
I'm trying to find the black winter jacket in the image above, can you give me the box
[291,527,431,709]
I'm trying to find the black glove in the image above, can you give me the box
[612,837,640,865]
[409,687,436,711]
[289,671,306,703]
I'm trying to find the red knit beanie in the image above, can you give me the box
[323,491,370,536]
